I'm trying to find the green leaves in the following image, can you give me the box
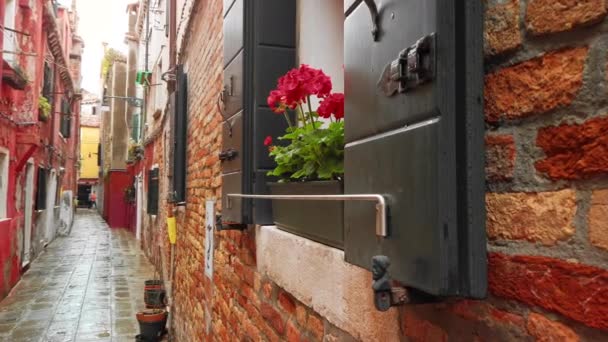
[268,121,344,181]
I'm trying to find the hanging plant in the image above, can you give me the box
[39,96,51,122]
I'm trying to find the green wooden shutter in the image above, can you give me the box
[343,1,486,299]
[35,168,47,210]
[173,65,187,204]
[147,168,159,215]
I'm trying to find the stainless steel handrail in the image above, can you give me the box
[227,194,387,237]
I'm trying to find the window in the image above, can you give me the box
[219,0,487,299]
[60,98,71,138]
[0,150,8,218]
[3,0,17,63]
[35,167,47,210]
[147,168,159,215]
[172,65,187,204]
[42,62,55,102]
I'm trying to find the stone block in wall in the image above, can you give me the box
[526,313,580,341]
[526,0,607,36]
[536,116,608,180]
[486,190,576,245]
[489,253,608,330]
[484,0,522,57]
[485,134,516,182]
[588,189,608,251]
[485,47,588,122]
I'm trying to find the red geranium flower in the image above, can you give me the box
[264,136,273,146]
[317,93,344,120]
[270,65,333,111]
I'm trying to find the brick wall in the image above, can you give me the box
[160,0,608,341]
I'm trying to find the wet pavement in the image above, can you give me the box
[0,210,156,341]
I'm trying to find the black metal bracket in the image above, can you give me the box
[215,214,247,231]
[363,0,380,42]
[219,148,238,162]
[372,255,409,311]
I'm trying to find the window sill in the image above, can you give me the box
[255,225,400,341]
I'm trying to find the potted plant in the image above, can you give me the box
[38,96,51,122]
[264,65,345,248]
[136,308,168,342]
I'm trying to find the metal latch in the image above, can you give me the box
[378,33,436,97]
[219,148,238,161]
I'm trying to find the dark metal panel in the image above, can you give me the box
[344,0,437,143]
[253,107,292,170]
[220,111,243,174]
[344,120,443,294]
[251,170,273,224]
[221,172,244,224]
[255,0,296,47]
[223,0,243,67]
[223,51,244,118]
[254,47,296,109]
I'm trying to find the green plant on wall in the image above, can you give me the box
[38,96,51,122]
[101,48,124,79]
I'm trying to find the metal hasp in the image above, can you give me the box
[378,33,436,97]
[363,0,380,41]
[219,148,238,161]
[372,255,409,311]
[226,193,388,237]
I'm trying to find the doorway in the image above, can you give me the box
[77,184,92,208]
[22,161,34,266]
[44,169,57,243]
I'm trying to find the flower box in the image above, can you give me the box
[269,180,344,249]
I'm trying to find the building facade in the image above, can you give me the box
[0,0,82,299]
[126,0,608,340]
[78,90,100,207]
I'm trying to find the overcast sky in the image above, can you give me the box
[59,0,132,96]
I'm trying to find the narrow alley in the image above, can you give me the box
[0,211,155,341]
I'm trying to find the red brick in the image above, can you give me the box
[486,190,576,245]
[242,319,262,341]
[286,321,301,342]
[305,314,324,340]
[262,280,274,300]
[489,253,608,329]
[402,309,448,342]
[588,189,608,250]
[295,304,308,327]
[484,0,522,57]
[527,313,580,342]
[485,134,516,182]
[536,116,608,180]
[485,47,588,123]
[526,0,607,35]
[261,302,286,335]
[278,290,297,315]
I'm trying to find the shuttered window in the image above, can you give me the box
[60,98,71,138]
[42,62,54,102]
[147,168,159,215]
[172,65,187,204]
[35,168,47,210]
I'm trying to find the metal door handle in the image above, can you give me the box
[363,0,380,41]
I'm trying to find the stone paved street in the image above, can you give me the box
[0,211,155,342]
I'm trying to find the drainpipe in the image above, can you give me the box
[140,0,150,143]
[168,0,176,93]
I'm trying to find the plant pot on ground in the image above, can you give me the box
[264,65,345,248]
[136,309,168,342]
[144,280,165,309]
